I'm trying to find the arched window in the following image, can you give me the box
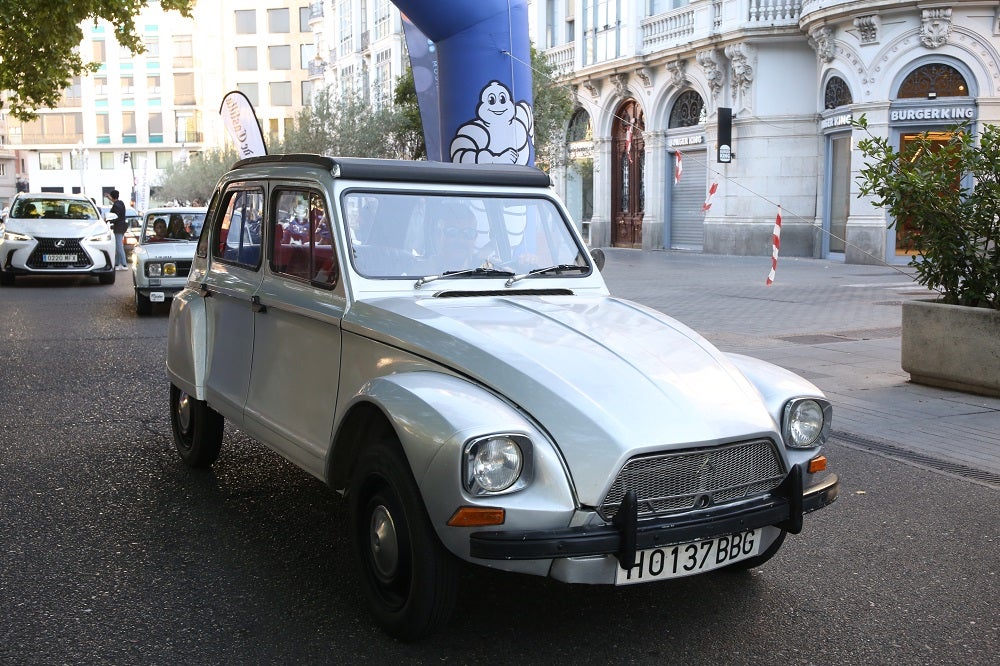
[566,108,592,143]
[824,76,852,109]
[668,90,705,128]
[898,64,968,98]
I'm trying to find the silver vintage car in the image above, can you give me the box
[166,155,838,640]
[131,207,207,314]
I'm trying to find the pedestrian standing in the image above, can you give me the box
[107,190,128,270]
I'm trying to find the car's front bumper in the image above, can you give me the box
[470,467,838,565]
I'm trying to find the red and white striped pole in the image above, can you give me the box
[702,180,718,212]
[766,206,782,286]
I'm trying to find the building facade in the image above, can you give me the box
[3,1,316,211]
[535,0,1000,264]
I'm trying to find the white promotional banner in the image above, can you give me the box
[219,90,267,158]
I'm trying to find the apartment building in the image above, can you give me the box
[4,1,316,210]
[532,0,1000,264]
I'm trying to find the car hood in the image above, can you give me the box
[346,295,779,505]
[5,219,108,238]
[136,242,197,260]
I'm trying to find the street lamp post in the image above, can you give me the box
[72,141,89,197]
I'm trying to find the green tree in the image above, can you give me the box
[854,116,1000,309]
[0,0,195,120]
[155,147,240,206]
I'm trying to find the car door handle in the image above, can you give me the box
[198,283,212,298]
[251,295,267,313]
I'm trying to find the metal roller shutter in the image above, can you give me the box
[668,149,707,250]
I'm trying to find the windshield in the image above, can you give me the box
[11,198,100,221]
[343,191,588,279]
[142,211,206,243]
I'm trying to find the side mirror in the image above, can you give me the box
[105,212,118,221]
[590,247,606,271]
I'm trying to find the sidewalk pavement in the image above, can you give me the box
[598,249,1000,487]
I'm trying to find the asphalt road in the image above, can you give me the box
[1,274,996,665]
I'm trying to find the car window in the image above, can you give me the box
[343,191,587,279]
[11,198,100,220]
[271,188,338,288]
[211,188,264,269]
[141,211,206,243]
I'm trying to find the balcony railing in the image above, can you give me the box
[175,131,203,143]
[544,43,575,75]
[641,6,696,52]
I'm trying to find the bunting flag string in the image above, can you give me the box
[674,151,683,184]
[702,180,718,212]
[766,205,782,286]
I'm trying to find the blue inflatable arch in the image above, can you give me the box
[392,0,535,165]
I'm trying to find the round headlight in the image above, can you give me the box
[147,263,162,277]
[163,262,177,276]
[787,399,825,448]
[466,436,523,494]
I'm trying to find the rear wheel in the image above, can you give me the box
[135,290,152,315]
[169,383,224,467]
[350,435,460,641]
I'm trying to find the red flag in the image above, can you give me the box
[766,206,782,286]
[674,151,683,184]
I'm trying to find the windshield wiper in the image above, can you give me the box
[505,264,589,287]
[414,265,515,288]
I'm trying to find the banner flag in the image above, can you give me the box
[219,90,267,158]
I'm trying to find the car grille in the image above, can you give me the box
[27,237,92,269]
[598,439,786,521]
[175,260,193,278]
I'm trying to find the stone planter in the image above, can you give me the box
[901,300,1000,397]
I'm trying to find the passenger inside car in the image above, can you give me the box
[168,214,190,240]
[149,218,169,242]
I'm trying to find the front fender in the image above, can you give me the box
[165,287,208,399]
[725,353,826,423]
[342,371,578,564]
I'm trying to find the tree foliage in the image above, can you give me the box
[854,116,1000,309]
[155,147,240,206]
[0,0,194,120]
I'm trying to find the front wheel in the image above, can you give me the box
[349,436,460,641]
[169,383,224,467]
[99,271,116,285]
[0,271,15,286]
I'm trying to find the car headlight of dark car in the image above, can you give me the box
[464,434,532,495]
[783,398,832,448]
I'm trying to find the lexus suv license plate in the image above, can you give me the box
[615,529,761,584]
[43,254,77,262]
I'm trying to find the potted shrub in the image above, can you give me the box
[853,116,1000,397]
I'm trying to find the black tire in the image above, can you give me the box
[135,290,152,315]
[725,529,786,571]
[99,271,116,285]
[170,383,224,468]
[349,436,460,641]
[0,271,14,286]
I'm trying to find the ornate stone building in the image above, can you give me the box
[535,1,1000,264]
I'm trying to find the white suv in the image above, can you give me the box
[0,193,116,285]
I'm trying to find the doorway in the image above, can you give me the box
[611,100,645,248]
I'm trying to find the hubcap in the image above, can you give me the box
[368,504,399,581]
[176,391,193,435]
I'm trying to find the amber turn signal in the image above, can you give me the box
[808,455,828,474]
[447,506,505,527]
